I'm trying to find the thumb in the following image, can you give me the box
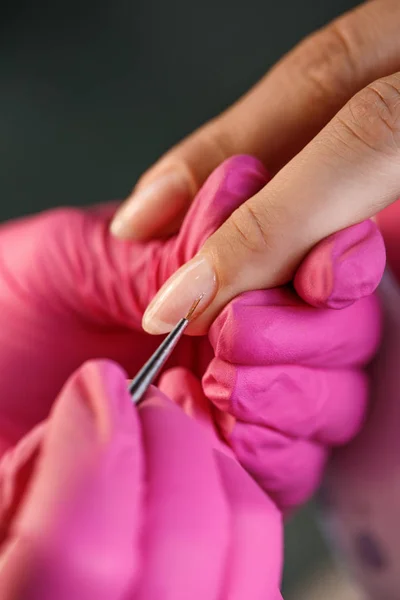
[0,360,143,600]
[294,220,386,309]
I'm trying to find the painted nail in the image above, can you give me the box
[110,170,191,239]
[142,256,217,334]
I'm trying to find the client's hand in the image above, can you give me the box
[0,360,283,600]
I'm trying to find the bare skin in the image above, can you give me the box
[110,0,400,334]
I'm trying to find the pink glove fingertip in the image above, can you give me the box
[295,220,386,309]
[8,360,143,600]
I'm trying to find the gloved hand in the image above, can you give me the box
[0,359,282,600]
[201,217,384,513]
[0,155,267,453]
[317,202,400,599]
[0,156,385,597]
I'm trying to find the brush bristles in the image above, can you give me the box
[185,294,205,321]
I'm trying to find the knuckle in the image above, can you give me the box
[227,201,272,254]
[297,20,358,99]
[339,75,400,153]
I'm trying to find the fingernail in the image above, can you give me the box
[110,170,191,239]
[142,256,217,334]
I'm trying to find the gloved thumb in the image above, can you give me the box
[0,360,142,600]
[294,219,386,309]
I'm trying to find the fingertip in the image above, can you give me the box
[110,211,135,239]
[62,359,135,436]
[12,360,144,600]
[295,221,386,309]
[110,168,193,240]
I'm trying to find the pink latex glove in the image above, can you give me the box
[0,156,269,456]
[0,156,385,596]
[0,359,282,600]
[203,219,385,512]
[317,202,400,599]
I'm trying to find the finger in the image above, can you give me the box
[0,424,45,600]
[1,360,143,600]
[135,389,230,600]
[204,361,368,447]
[204,358,369,510]
[157,366,218,431]
[215,452,283,600]
[87,201,186,239]
[229,421,328,512]
[158,369,284,599]
[142,71,400,335]
[111,0,400,240]
[294,220,385,309]
[210,290,380,369]
[0,424,44,545]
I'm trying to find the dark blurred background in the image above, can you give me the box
[0,0,361,593]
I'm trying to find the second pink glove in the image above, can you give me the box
[0,360,283,600]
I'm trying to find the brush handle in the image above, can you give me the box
[129,318,188,404]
